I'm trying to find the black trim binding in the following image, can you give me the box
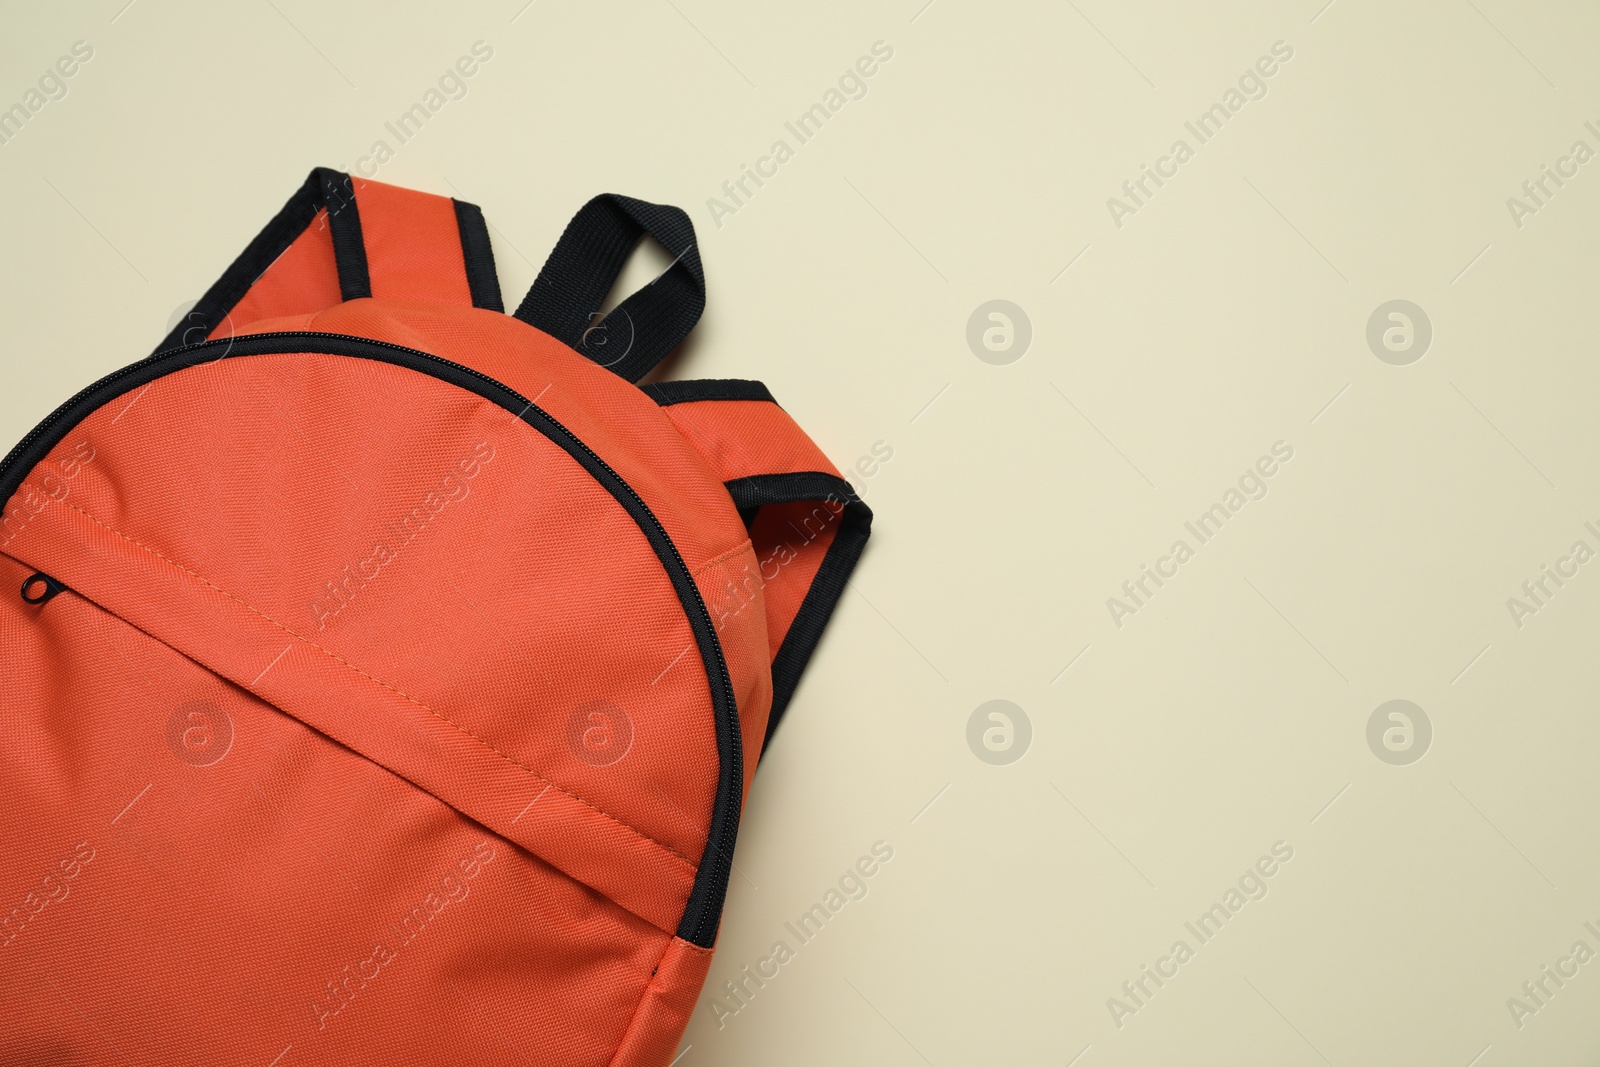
[724,472,872,748]
[153,170,510,357]
[453,199,504,312]
[152,168,369,355]
[642,379,775,407]
[318,169,372,302]
[152,171,325,354]
[0,330,742,948]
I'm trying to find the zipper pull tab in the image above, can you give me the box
[20,572,67,606]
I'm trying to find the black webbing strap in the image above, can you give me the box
[513,194,705,383]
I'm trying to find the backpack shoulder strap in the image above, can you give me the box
[643,379,873,749]
[513,194,705,383]
[157,168,502,352]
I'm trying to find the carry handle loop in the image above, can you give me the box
[513,194,706,383]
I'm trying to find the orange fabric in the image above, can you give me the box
[0,346,718,1064]
[352,177,476,306]
[8,352,717,908]
[749,501,841,655]
[661,398,836,482]
[1,174,855,1065]
[211,207,340,340]
[0,550,673,1066]
[213,177,476,344]
[658,397,849,661]
[609,938,713,1067]
[237,300,778,790]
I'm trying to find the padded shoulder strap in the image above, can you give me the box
[643,380,872,748]
[156,168,502,352]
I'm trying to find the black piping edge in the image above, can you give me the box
[319,169,372,302]
[0,330,742,949]
[452,199,504,312]
[723,472,873,751]
[151,168,373,356]
[641,379,775,407]
[152,171,324,354]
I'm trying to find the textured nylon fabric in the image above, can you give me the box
[352,177,476,306]
[0,173,852,1066]
[211,208,341,341]
[13,351,721,899]
[749,502,840,654]
[240,301,779,783]
[0,349,716,1065]
[660,398,849,658]
[661,398,836,482]
[0,539,675,1066]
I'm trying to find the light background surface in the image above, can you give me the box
[3,1,1599,1064]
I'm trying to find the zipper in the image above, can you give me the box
[0,330,741,947]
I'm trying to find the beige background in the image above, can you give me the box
[5,1,1600,1064]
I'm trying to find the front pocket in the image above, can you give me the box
[0,552,684,1067]
[0,332,742,946]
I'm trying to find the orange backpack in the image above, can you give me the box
[0,169,870,1065]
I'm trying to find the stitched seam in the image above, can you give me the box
[606,937,712,1067]
[46,490,696,869]
[606,936,678,1067]
[693,538,754,578]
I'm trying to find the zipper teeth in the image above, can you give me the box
[1,330,741,938]
[0,352,167,477]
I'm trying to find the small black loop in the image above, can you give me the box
[513,194,706,383]
[21,572,67,606]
